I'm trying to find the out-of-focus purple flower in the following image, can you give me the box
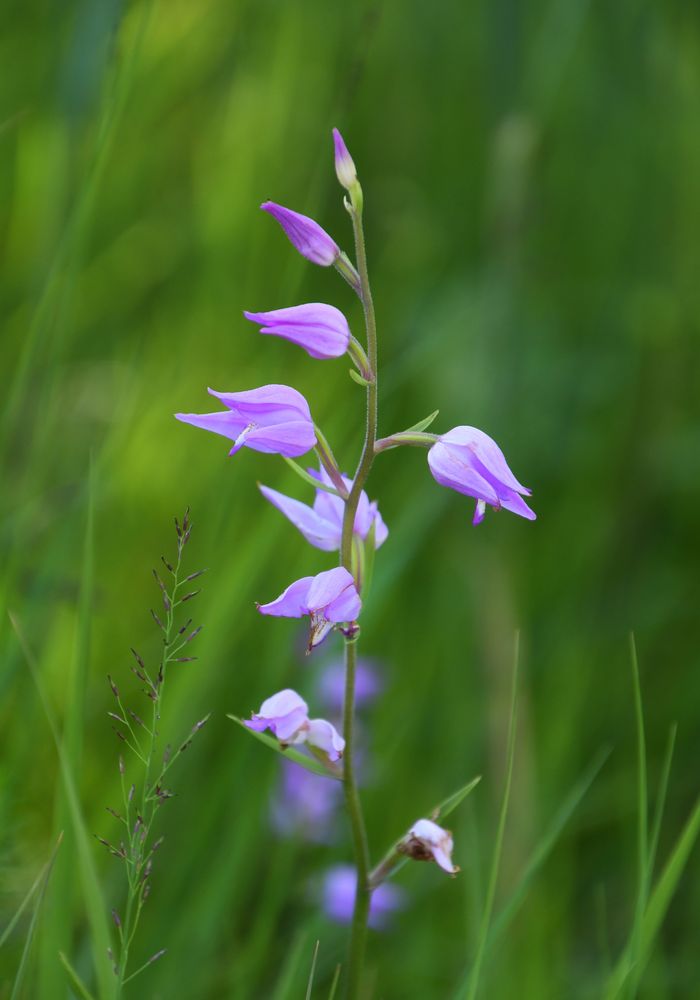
[243,303,350,360]
[332,128,357,191]
[401,819,459,875]
[318,659,381,712]
[427,426,535,525]
[245,688,345,761]
[321,865,404,929]
[261,201,340,266]
[259,464,388,552]
[176,385,316,459]
[271,758,341,842]
[257,567,361,650]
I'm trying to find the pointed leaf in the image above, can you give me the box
[404,409,439,434]
[369,774,481,888]
[227,715,342,780]
[282,457,342,497]
[349,368,372,387]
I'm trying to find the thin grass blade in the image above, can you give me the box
[58,951,98,1000]
[0,833,64,949]
[489,746,610,945]
[458,634,519,1000]
[9,613,116,1000]
[9,834,63,1000]
[305,940,320,1000]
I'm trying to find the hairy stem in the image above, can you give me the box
[340,196,377,999]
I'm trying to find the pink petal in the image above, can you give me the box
[325,584,362,623]
[259,485,340,550]
[306,718,345,761]
[305,567,356,612]
[243,420,317,458]
[257,576,314,618]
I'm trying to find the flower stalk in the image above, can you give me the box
[339,184,377,998]
[176,125,537,997]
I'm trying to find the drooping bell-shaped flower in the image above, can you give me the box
[244,688,345,761]
[257,566,361,650]
[400,818,459,875]
[261,202,340,266]
[245,689,310,743]
[259,464,388,552]
[427,426,535,525]
[243,303,350,360]
[332,128,357,191]
[175,385,317,459]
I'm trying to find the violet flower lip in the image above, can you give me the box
[175,384,317,459]
[427,426,535,525]
[261,201,340,266]
[257,566,362,649]
[244,687,345,761]
[244,303,351,360]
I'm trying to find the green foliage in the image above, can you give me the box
[2,0,699,997]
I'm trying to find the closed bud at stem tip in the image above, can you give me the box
[332,128,362,213]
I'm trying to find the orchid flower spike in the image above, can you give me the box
[400,818,459,875]
[261,202,340,266]
[427,426,535,525]
[244,688,345,762]
[243,303,350,360]
[175,385,316,459]
[257,566,361,650]
[259,464,388,552]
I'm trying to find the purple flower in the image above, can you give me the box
[243,303,350,360]
[175,385,316,459]
[321,865,404,929]
[261,202,340,266]
[245,688,345,761]
[401,819,459,875]
[332,128,357,190]
[318,659,381,712]
[245,688,309,743]
[257,567,361,650]
[427,426,535,525]
[271,759,341,842]
[259,464,388,552]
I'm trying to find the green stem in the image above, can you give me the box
[374,430,437,453]
[342,639,372,998]
[340,194,377,999]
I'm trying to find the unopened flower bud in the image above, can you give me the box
[261,202,339,266]
[332,128,357,191]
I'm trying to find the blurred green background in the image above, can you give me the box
[2,0,699,997]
